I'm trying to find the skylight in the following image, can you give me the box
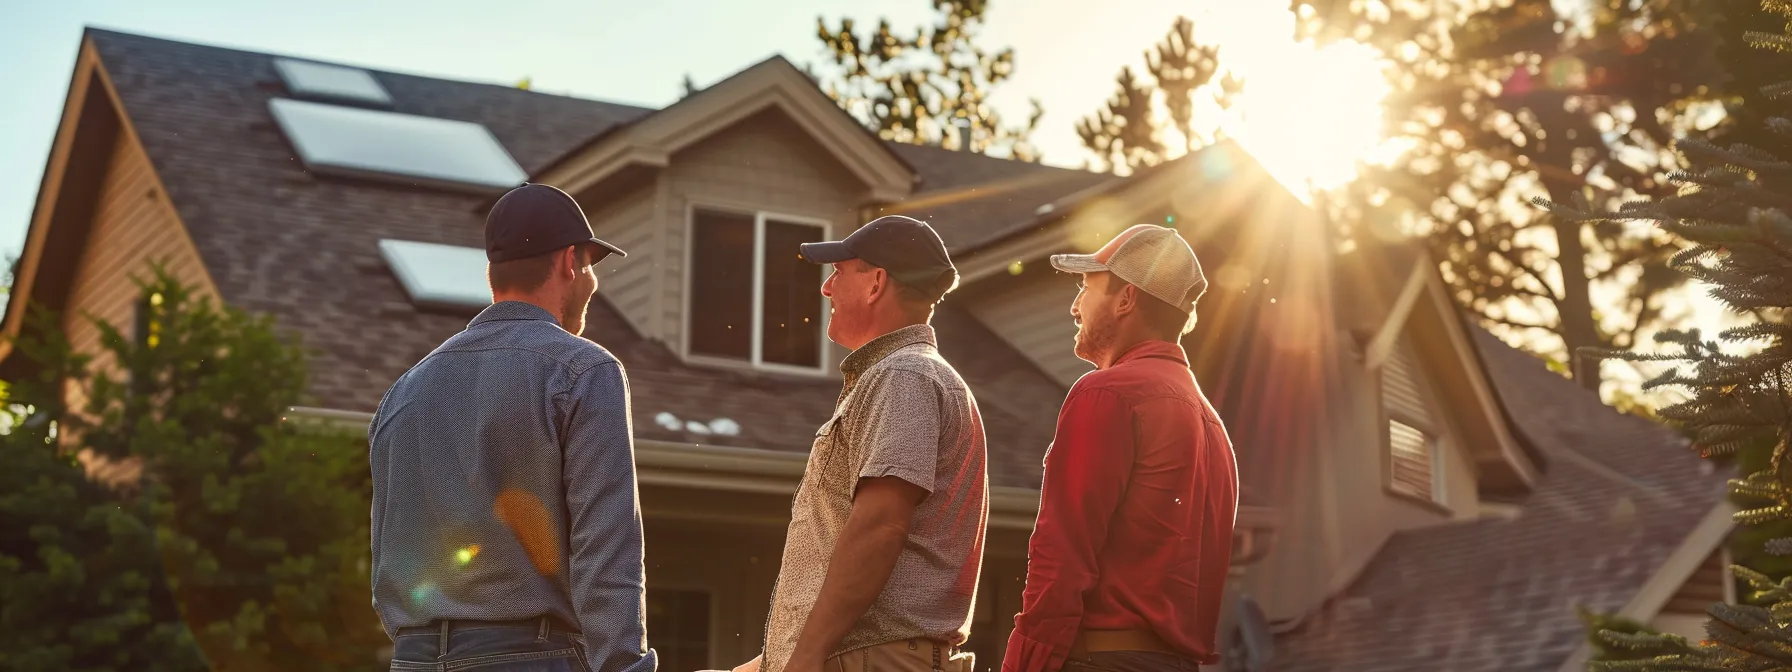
[379,240,491,311]
[274,58,393,108]
[270,98,526,193]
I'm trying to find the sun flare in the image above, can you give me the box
[1196,2,1392,199]
[1230,40,1391,198]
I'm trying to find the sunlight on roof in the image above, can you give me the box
[1199,2,1391,201]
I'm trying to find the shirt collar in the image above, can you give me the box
[1112,339,1188,368]
[841,324,937,375]
[469,301,560,328]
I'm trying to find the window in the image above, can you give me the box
[646,589,710,672]
[688,209,826,370]
[378,240,492,312]
[1382,339,1444,505]
[274,58,393,108]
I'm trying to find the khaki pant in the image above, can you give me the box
[827,639,973,672]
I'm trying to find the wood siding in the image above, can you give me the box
[662,110,866,355]
[1663,545,1730,615]
[62,131,214,373]
[584,185,659,336]
[963,268,1090,386]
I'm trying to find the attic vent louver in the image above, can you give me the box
[274,58,393,108]
[270,98,527,193]
[379,240,492,311]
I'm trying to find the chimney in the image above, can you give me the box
[956,122,972,152]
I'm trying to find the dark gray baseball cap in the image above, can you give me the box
[485,183,626,264]
[799,215,959,298]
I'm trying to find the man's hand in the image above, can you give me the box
[787,476,926,667]
[731,654,762,672]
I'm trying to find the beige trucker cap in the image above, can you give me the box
[1050,224,1208,315]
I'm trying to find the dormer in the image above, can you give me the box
[528,57,915,376]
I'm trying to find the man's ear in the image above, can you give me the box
[867,265,890,304]
[1115,283,1141,317]
[558,245,579,279]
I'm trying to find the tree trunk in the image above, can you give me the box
[1551,214,1604,392]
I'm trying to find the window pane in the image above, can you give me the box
[761,220,825,367]
[690,211,756,360]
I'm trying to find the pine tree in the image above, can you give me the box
[0,269,384,670]
[1078,16,1236,174]
[0,310,206,671]
[1542,2,1792,666]
[1299,0,1726,391]
[814,0,1043,160]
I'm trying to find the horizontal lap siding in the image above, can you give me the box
[62,133,214,374]
[585,187,658,337]
[1664,546,1729,615]
[965,272,1089,387]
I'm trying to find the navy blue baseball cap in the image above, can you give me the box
[485,183,626,264]
[800,215,960,298]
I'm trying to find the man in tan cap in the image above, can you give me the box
[1002,224,1239,672]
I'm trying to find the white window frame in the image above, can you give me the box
[682,203,832,376]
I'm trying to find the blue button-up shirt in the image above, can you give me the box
[370,301,656,672]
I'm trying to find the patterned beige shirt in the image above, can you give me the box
[762,324,989,672]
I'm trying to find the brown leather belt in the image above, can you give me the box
[1068,629,1178,657]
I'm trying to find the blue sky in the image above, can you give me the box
[0,0,1198,261]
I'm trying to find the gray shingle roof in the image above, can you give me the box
[878,143,1120,253]
[86,28,1064,488]
[1270,325,1730,672]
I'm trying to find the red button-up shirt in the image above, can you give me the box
[1002,340,1239,672]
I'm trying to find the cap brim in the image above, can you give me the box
[799,241,856,264]
[585,237,627,260]
[1050,253,1108,273]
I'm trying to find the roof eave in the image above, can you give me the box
[0,34,107,370]
[526,56,914,206]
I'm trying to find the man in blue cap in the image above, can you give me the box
[735,215,989,672]
[370,183,656,672]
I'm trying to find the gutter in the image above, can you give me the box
[287,407,1066,528]
[288,406,1281,538]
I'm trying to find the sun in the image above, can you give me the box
[1229,40,1391,199]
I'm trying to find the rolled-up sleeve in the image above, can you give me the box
[560,360,658,672]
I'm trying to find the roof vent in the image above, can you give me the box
[274,58,393,108]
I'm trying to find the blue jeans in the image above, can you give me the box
[1062,651,1201,672]
[390,618,591,671]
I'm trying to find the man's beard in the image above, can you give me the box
[1074,317,1116,366]
[561,291,590,337]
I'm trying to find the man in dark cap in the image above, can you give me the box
[733,215,989,672]
[370,183,656,672]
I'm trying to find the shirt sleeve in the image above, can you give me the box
[848,368,942,495]
[560,361,659,672]
[1003,385,1135,672]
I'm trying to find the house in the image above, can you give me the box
[3,28,1733,671]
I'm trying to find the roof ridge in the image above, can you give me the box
[83,26,659,112]
[887,140,1099,177]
